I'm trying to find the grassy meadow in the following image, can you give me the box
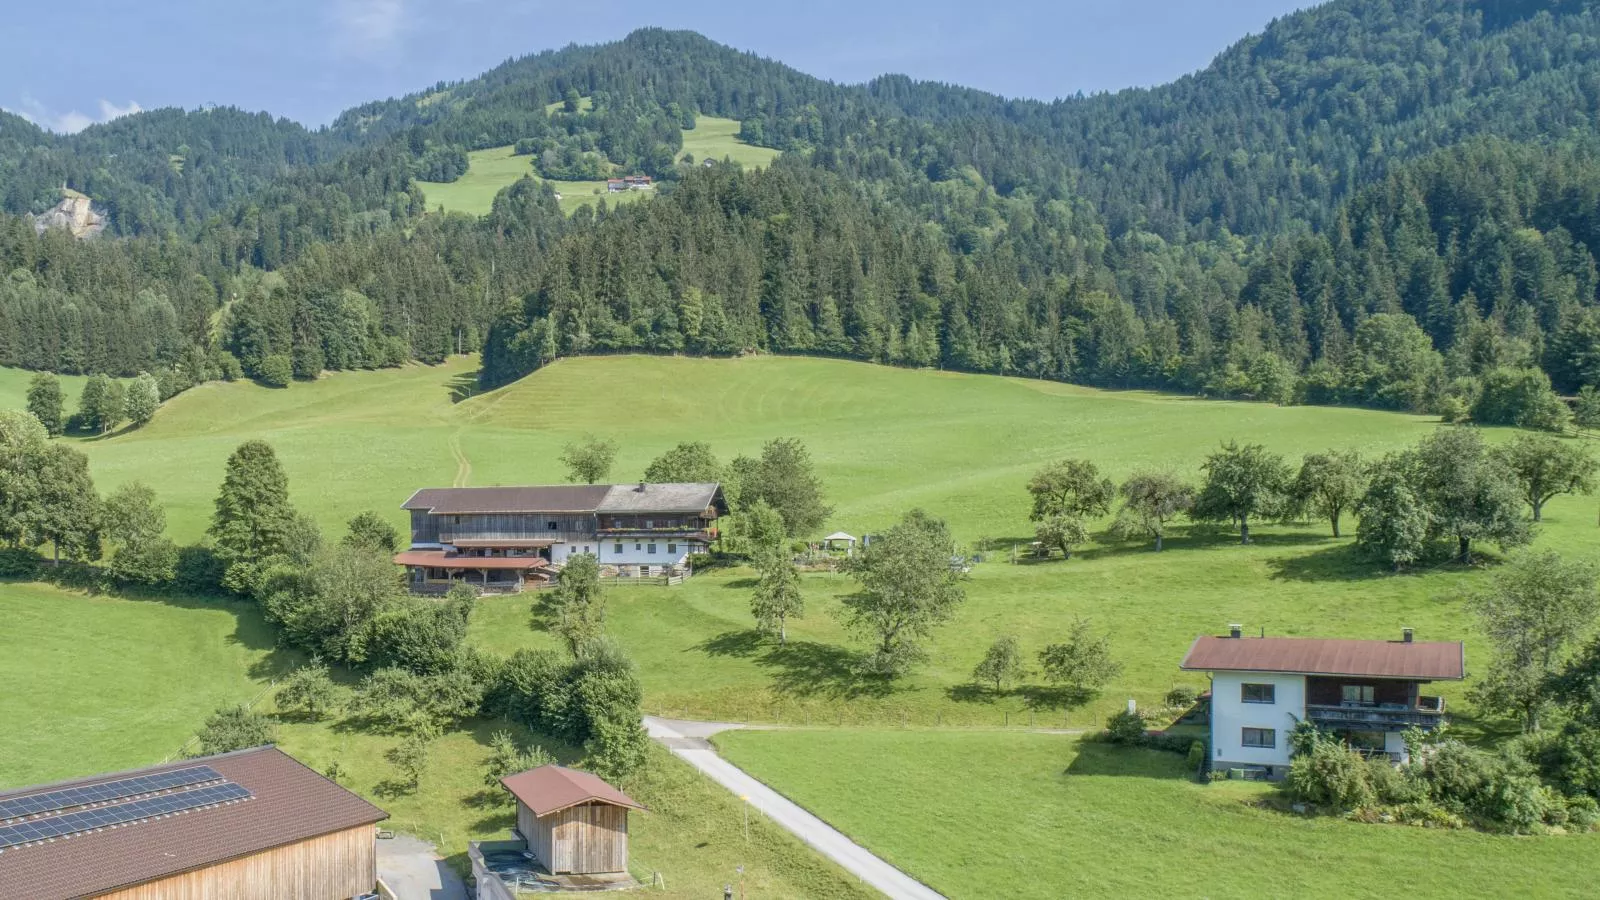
[418,114,780,217]
[716,729,1598,899]
[3,353,1598,893]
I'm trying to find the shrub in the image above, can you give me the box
[1486,773,1555,833]
[1285,738,1375,810]
[257,354,293,388]
[686,552,716,572]
[484,729,555,790]
[1163,685,1200,708]
[1566,795,1600,830]
[585,718,652,781]
[1186,740,1206,771]
[0,547,41,578]
[1422,740,1499,813]
[195,705,275,755]
[174,545,225,593]
[276,660,339,721]
[1366,758,1424,805]
[1105,709,1147,745]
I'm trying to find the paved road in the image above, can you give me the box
[644,716,946,900]
[376,832,468,900]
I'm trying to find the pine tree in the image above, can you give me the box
[209,440,296,589]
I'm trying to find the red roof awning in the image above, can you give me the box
[392,550,549,570]
[1180,635,1465,680]
[500,765,644,818]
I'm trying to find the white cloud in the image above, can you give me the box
[5,95,142,134]
[331,0,411,61]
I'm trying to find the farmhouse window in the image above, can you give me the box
[648,543,657,554]
[1241,683,1275,704]
[614,543,623,553]
[547,520,558,530]
[667,543,677,554]
[1241,728,1276,749]
[1342,685,1376,705]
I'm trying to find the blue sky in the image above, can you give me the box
[2,0,1309,133]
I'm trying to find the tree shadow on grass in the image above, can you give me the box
[372,779,417,800]
[944,681,1095,712]
[1264,541,1395,583]
[447,369,483,404]
[698,629,894,700]
[1064,740,1193,779]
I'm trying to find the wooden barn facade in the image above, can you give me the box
[0,746,387,900]
[500,765,644,875]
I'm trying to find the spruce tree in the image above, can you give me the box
[209,440,296,589]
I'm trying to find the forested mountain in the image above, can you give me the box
[4,0,1600,426]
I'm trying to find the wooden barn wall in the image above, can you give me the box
[526,801,628,874]
[95,824,376,900]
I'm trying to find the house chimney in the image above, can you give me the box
[1402,627,1414,644]
[1228,624,1243,639]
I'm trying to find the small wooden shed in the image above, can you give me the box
[500,765,644,875]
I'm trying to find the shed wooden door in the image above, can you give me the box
[546,802,629,874]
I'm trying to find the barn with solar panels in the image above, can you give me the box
[0,745,387,900]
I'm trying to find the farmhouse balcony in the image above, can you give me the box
[1306,697,1446,731]
[596,526,718,542]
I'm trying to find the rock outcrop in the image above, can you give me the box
[33,190,106,239]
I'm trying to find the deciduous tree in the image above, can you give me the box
[972,634,1025,691]
[22,443,100,565]
[1412,427,1530,563]
[102,482,178,584]
[1292,450,1367,538]
[837,509,965,676]
[561,435,618,484]
[1110,471,1195,551]
[343,510,400,554]
[1492,433,1597,523]
[1191,441,1291,544]
[1356,457,1431,571]
[124,373,161,426]
[742,438,831,537]
[1038,619,1122,696]
[643,441,723,483]
[1034,513,1090,559]
[195,705,275,756]
[1027,459,1115,522]
[548,552,605,653]
[25,373,63,436]
[750,551,804,644]
[1469,551,1600,732]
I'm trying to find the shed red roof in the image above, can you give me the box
[500,766,644,818]
[0,746,386,900]
[1180,635,1465,680]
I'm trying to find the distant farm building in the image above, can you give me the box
[396,482,726,592]
[470,765,644,894]
[0,746,387,900]
[607,175,653,192]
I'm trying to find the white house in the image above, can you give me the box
[1179,626,1465,777]
[395,482,725,592]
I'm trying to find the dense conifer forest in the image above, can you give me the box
[4,0,1600,422]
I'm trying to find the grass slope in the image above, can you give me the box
[0,583,869,899]
[419,115,778,217]
[0,366,97,417]
[29,353,1596,726]
[717,729,1599,899]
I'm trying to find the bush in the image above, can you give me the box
[686,552,716,572]
[195,705,275,755]
[1284,737,1375,810]
[257,354,293,388]
[1105,709,1147,745]
[1423,740,1499,813]
[0,547,41,578]
[1486,773,1556,833]
[1186,740,1206,771]
[276,660,339,721]
[1366,758,1424,805]
[174,545,225,593]
[1566,795,1600,830]
[1163,686,1199,708]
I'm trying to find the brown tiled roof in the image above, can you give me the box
[1180,635,1465,680]
[402,485,612,514]
[501,765,644,818]
[393,550,552,570]
[0,746,386,900]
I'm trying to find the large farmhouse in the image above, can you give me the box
[1180,626,1465,777]
[395,482,726,592]
[0,746,387,900]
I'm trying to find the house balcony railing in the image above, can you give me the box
[1306,697,1446,731]
[597,526,718,542]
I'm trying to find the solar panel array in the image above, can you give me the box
[0,765,224,822]
[0,782,251,850]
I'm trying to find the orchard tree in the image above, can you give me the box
[26,373,64,436]
[1110,471,1195,551]
[643,441,723,483]
[209,440,296,588]
[276,659,339,721]
[343,510,400,554]
[1492,433,1597,523]
[1469,551,1600,732]
[1038,618,1122,696]
[548,552,605,653]
[1191,442,1291,544]
[735,498,786,559]
[561,435,618,484]
[102,482,178,584]
[750,551,804,644]
[972,635,1025,691]
[1356,457,1430,571]
[837,509,965,676]
[1292,450,1367,538]
[1034,514,1090,559]
[1027,459,1115,522]
[1412,427,1530,563]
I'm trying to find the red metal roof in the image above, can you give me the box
[0,746,386,900]
[500,766,644,818]
[1180,635,1465,680]
[392,550,550,570]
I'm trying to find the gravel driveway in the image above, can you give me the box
[377,832,469,900]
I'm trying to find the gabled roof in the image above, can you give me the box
[402,485,612,514]
[500,765,644,818]
[401,483,723,516]
[0,746,386,900]
[596,483,722,514]
[1180,635,1465,680]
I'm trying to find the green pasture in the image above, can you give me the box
[418,114,778,217]
[0,366,97,415]
[716,729,1599,899]
[0,583,867,898]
